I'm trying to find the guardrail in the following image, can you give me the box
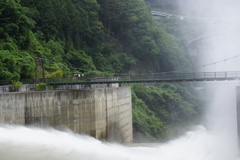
[0,84,37,93]
[117,71,240,81]
[1,71,240,87]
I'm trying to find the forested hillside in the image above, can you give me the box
[0,0,197,79]
[0,0,205,141]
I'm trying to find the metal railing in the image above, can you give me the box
[1,71,240,87]
[117,71,240,82]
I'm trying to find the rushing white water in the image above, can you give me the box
[0,123,238,160]
[1,0,240,160]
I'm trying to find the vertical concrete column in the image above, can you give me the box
[93,89,107,140]
[105,87,132,143]
[236,86,240,154]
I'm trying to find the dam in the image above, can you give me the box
[0,86,133,143]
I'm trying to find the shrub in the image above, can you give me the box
[46,70,63,78]
[36,83,47,91]
[9,81,22,92]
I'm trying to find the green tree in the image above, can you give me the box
[0,0,34,50]
[132,83,204,141]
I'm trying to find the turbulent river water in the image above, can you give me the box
[0,120,238,160]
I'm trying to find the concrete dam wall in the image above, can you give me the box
[0,87,132,143]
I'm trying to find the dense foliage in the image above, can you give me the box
[0,0,198,80]
[131,83,205,141]
[0,0,205,141]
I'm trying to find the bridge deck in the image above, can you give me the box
[1,71,240,86]
[45,71,240,85]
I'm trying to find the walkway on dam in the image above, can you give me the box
[44,71,240,85]
[1,71,240,87]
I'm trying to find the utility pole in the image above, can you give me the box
[41,58,45,81]
[35,57,45,83]
[35,58,38,83]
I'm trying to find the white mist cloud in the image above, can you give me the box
[0,125,238,160]
[179,0,240,159]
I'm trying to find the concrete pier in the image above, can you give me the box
[236,86,240,152]
[0,87,132,143]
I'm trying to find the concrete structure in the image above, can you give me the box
[90,77,119,88]
[0,84,37,93]
[236,86,240,152]
[0,87,132,143]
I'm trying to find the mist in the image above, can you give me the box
[0,124,238,160]
[182,0,240,159]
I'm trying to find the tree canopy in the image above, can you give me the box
[0,0,198,80]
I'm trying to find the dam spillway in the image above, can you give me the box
[0,87,133,143]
